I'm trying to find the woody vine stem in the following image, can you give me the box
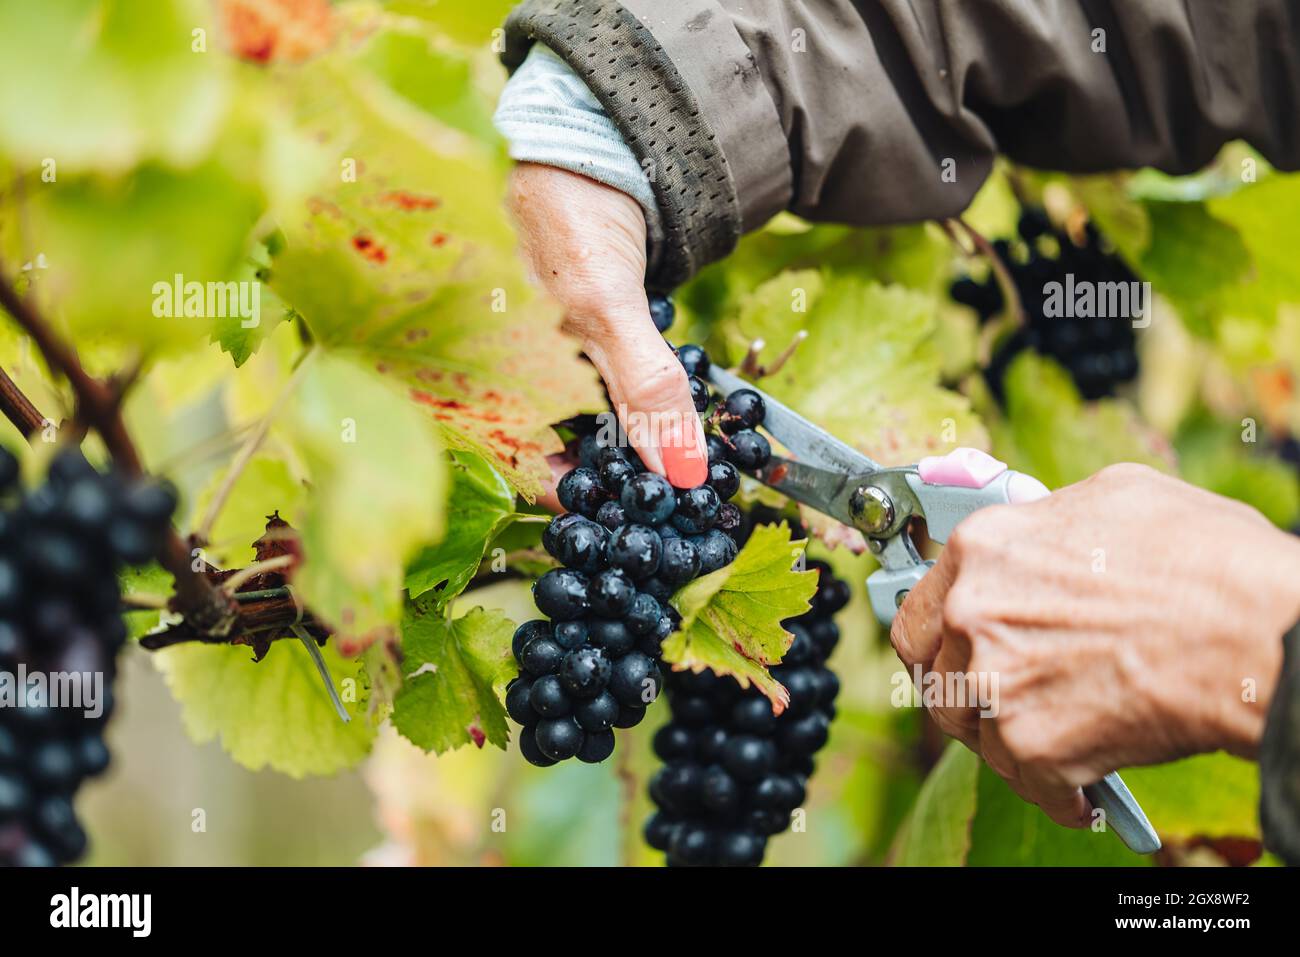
[0,263,248,644]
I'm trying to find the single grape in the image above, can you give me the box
[587,568,636,619]
[672,485,720,534]
[621,473,676,525]
[675,344,710,378]
[577,730,616,764]
[623,592,662,636]
[559,646,611,699]
[587,618,635,657]
[657,537,701,585]
[721,735,776,783]
[604,524,662,581]
[689,376,711,414]
[719,389,766,434]
[609,651,661,707]
[706,461,740,501]
[533,568,590,621]
[573,691,620,733]
[647,294,675,333]
[551,619,588,650]
[520,637,565,677]
[535,718,585,761]
[556,468,607,517]
[653,723,695,762]
[595,500,627,530]
[726,430,771,471]
[528,674,572,718]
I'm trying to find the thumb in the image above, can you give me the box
[584,300,708,489]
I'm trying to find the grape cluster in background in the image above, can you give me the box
[0,447,176,867]
[507,295,776,767]
[951,208,1142,402]
[643,553,848,867]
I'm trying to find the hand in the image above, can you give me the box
[508,162,707,492]
[891,463,1300,828]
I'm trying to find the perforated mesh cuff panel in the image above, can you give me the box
[503,0,746,291]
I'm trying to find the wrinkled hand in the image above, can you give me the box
[508,163,707,496]
[891,463,1300,828]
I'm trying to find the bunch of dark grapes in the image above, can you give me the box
[508,296,776,766]
[951,208,1141,402]
[642,558,849,866]
[0,446,177,867]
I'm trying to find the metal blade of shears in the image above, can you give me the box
[753,455,863,528]
[706,366,879,476]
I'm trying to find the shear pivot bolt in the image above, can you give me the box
[850,485,894,535]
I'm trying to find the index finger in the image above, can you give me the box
[889,544,960,675]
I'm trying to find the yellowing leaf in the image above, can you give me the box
[268,45,603,498]
[0,0,229,173]
[281,352,446,652]
[663,523,817,711]
[154,638,376,777]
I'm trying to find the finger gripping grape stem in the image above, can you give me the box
[0,266,240,639]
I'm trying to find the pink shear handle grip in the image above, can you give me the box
[918,448,1050,503]
[918,448,1006,488]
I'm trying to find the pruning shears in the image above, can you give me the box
[706,365,1162,856]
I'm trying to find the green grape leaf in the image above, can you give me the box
[0,0,229,173]
[663,523,817,711]
[1175,416,1300,529]
[1139,201,1252,333]
[721,271,986,543]
[22,161,265,354]
[966,762,1147,866]
[1207,174,1300,323]
[119,563,173,642]
[354,23,499,145]
[889,742,980,866]
[390,601,516,754]
[268,43,603,499]
[210,256,292,367]
[281,352,447,653]
[1121,753,1261,841]
[154,637,375,778]
[725,272,986,464]
[1069,174,1152,265]
[405,451,520,604]
[991,352,1173,489]
[380,0,518,48]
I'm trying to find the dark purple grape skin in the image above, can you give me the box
[718,389,766,435]
[675,344,710,378]
[648,294,676,333]
[725,430,771,472]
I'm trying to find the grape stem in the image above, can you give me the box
[291,623,351,723]
[195,352,314,544]
[0,266,241,639]
[943,218,1027,325]
[0,363,46,437]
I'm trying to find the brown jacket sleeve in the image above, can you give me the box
[502,0,1300,290]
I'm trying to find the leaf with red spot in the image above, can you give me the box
[662,523,818,712]
[268,26,603,499]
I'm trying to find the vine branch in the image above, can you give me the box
[0,267,239,637]
[0,363,46,438]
